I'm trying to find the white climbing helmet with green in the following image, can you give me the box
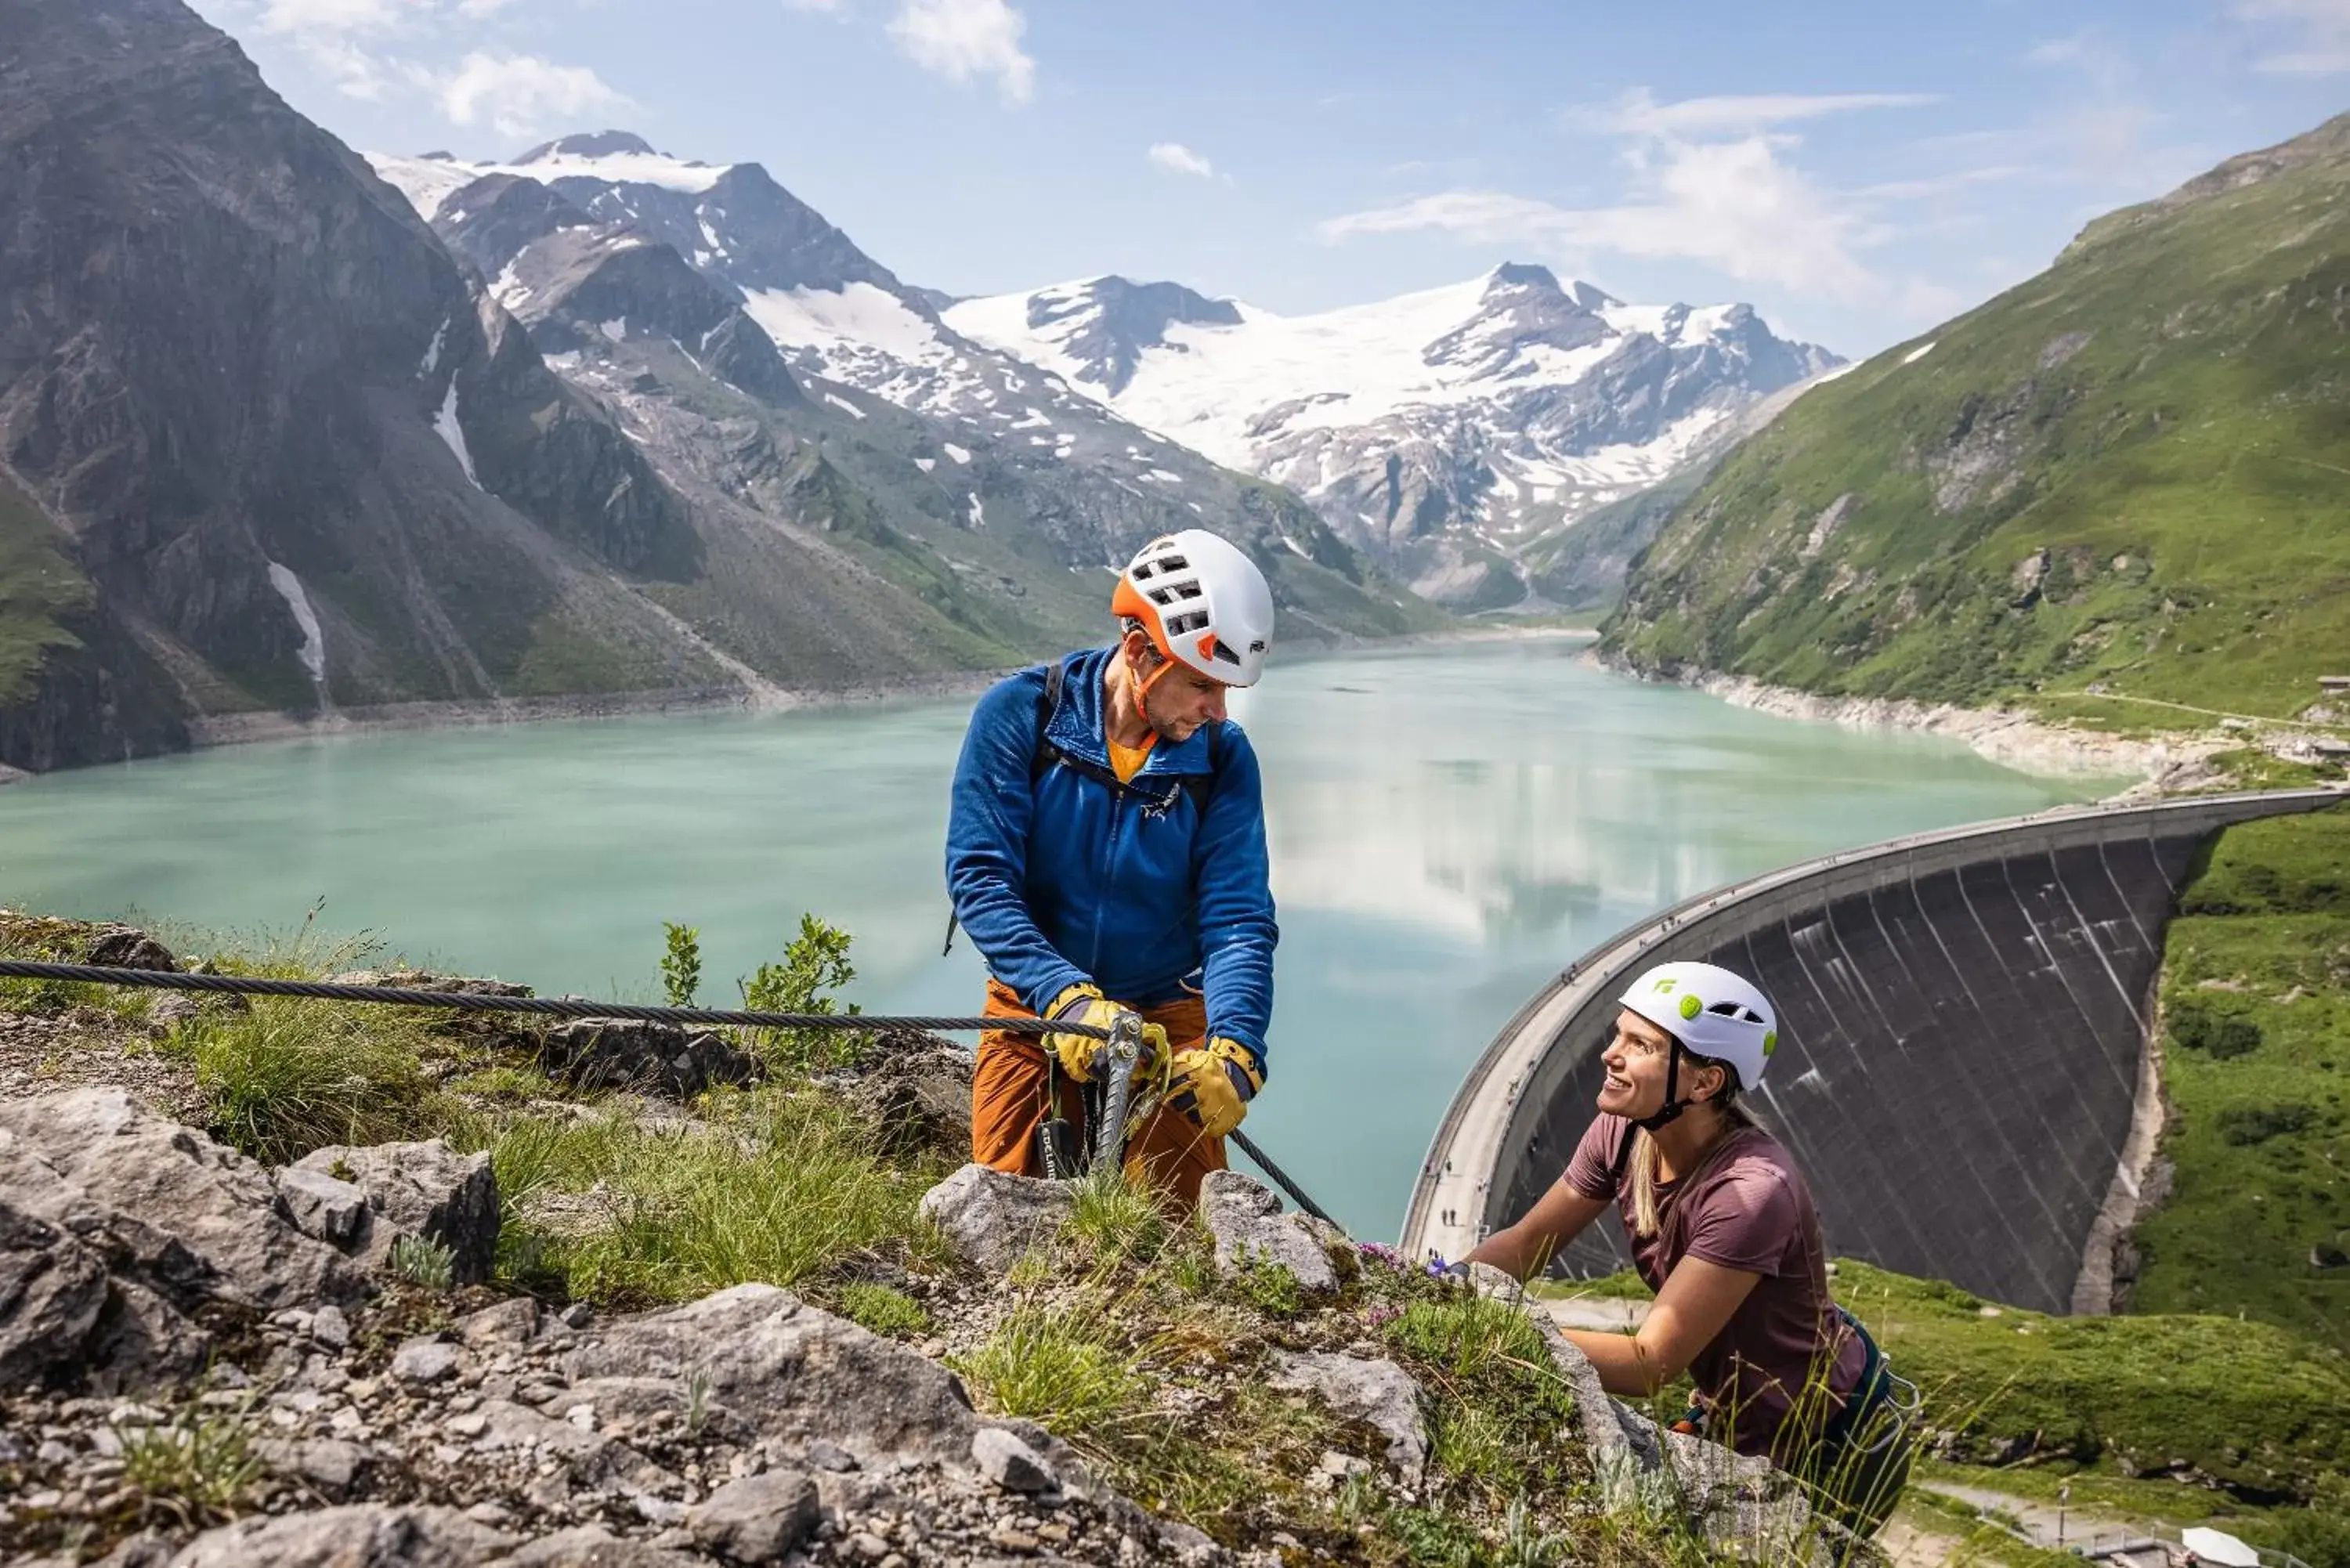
[1618,960,1780,1091]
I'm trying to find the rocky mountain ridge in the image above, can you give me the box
[1598,111,2350,721]
[946,266,1844,610]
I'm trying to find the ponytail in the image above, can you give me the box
[1625,1064,1759,1239]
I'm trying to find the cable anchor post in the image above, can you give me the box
[1091,1010,1144,1173]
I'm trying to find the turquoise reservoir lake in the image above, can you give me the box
[0,637,2102,1238]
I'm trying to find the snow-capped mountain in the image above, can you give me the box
[366,135,1437,645]
[946,266,1844,608]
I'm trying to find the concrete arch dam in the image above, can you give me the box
[1402,787,2344,1316]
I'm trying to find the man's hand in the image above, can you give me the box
[1043,985,1117,1082]
[1168,1036,1264,1139]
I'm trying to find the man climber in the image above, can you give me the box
[944,529,1279,1207]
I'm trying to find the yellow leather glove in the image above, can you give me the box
[1166,1037,1265,1140]
[1040,987,1167,1082]
[1043,985,1115,1081]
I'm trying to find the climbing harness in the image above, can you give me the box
[0,959,1327,1219]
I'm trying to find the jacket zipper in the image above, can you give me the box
[1089,783,1127,977]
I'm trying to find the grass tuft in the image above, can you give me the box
[114,1399,264,1523]
[953,1294,1156,1444]
[836,1281,931,1339]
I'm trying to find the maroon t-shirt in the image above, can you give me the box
[1564,1114,1866,1457]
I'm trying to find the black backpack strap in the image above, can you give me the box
[1032,654,1222,817]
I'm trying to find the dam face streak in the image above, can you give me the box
[1402,789,2343,1316]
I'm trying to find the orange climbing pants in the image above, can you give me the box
[971,977,1226,1209]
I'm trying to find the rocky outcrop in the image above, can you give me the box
[1266,1352,1428,1482]
[0,1088,360,1389]
[537,1020,759,1100]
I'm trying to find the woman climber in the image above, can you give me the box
[1457,960,1916,1537]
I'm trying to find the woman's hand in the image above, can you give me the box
[1462,1180,1611,1280]
[1564,1256,1761,1396]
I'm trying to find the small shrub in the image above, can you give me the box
[837,1281,931,1339]
[1226,1252,1303,1317]
[115,1400,263,1520]
[739,914,867,1071]
[390,1234,457,1292]
[2218,1104,2316,1145]
[660,922,701,1008]
[2167,1003,2261,1059]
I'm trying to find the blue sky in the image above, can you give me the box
[190,0,2350,357]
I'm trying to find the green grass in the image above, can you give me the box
[1063,1162,1170,1266]
[114,1397,265,1523]
[0,475,95,706]
[2129,807,2350,1342]
[833,1281,931,1339]
[1830,1260,2350,1502]
[1600,113,2350,721]
[477,1086,951,1306]
[953,1292,1159,1445]
[171,998,454,1163]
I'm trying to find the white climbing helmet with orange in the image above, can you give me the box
[1618,960,1780,1092]
[1111,529,1276,688]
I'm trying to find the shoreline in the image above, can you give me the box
[5,625,1608,783]
[1586,652,2229,795]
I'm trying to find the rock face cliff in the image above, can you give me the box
[1600,112,2350,720]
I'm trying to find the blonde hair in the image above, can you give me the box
[1626,1060,1759,1239]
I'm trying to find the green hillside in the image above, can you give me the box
[1601,113,2350,721]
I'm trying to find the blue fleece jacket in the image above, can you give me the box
[944,647,1278,1064]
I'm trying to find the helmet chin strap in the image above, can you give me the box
[1632,1037,1690,1133]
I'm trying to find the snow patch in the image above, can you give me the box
[266,562,329,692]
[433,379,481,489]
[915,457,936,472]
[740,284,949,367]
[824,392,867,420]
[599,317,628,343]
[1145,468,1184,483]
[942,443,973,465]
[1902,340,1937,365]
[418,318,449,378]
[966,492,986,528]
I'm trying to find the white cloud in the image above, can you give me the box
[1148,142,1215,178]
[2232,0,2350,72]
[1321,134,1889,295]
[433,52,632,138]
[258,0,397,32]
[299,35,395,99]
[781,0,850,9]
[886,0,1035,103]
[1573,87,1937,139]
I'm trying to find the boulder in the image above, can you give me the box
[1267,1351,1428,1481]
[153,1504,515,1566]
[0,1089,359,1386]
[563,1283,979,1469]
[1197,1170,1340,1295]
[683,1469,820,1561]
[290,1140,499,1285]
[537,1018,757,1099]
[391,1336,461,1385]
[465,1400,678,1494]
[254,1436,374,1498]
[917,1163,1074,1274]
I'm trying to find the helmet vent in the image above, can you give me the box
[1165,610,1210,636]
[1159,554,1190,573]
[1707,1001,1764,1023]
[1209,642,1242,666]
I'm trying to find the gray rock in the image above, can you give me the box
[683,1469,819,1562]
[563,1283,978,1468]
[291,1140,499,1285]
[539,1018,758,1100]
[84,925,178,971]
[255,1436,372,1498]
[457,1296,543,1349]
[0,1198,110,1385]
[309,1302,352,1351]
[916,1163,1074,1274]
[158,1504,515,1566]
[0,1089,359,1386]
[1197,1170,1340,1295]
[971,1425,1055,1493]
[392,1337,461,1385]
[144,992,203,1032]
[466,1400,678,1494]
[273,1166,369,1248]
[1267,1351,1428,1480]
[489,1526,700,1567]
